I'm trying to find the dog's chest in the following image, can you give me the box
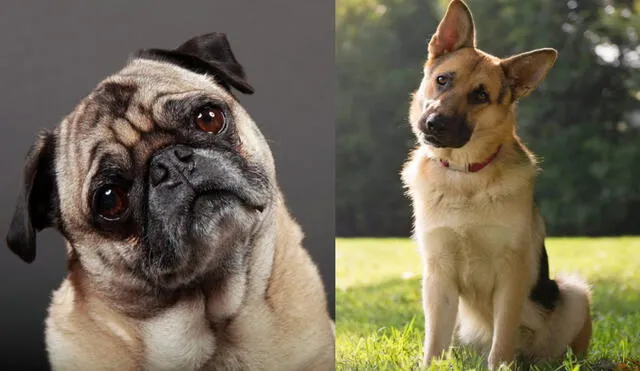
[415,183,532,298]
[454,227,518,298]
[140,297,216,371]
[428,224,520,292]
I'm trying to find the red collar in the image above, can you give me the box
[439,145,502,173]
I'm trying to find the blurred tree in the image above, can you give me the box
[337,0,441,236]
[337,0,640,236]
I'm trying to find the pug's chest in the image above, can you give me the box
[139,298,277,371]
[140,298,217,371]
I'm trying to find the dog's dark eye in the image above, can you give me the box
[475,91,488,101]
[195,106,226,134]
[469,87,490,104]
[436,75,449,86]
[93,185,129,220]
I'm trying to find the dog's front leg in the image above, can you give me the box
[422,256,459,366]
[488,252,529,370]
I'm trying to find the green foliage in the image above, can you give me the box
[336,237,640,369]
[337,0,640,236]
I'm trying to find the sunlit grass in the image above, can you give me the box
[336,237,640,370]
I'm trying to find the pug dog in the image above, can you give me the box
[6,33,334,371]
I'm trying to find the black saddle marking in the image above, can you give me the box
[529,243,560,311]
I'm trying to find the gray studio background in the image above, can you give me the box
[0,1,334,369]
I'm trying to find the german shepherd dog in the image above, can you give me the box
[401,1,592,369]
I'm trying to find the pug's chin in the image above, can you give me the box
[190,192,263,236]
[141,194,261,289]
[192,191,242,216]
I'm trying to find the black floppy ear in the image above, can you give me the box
[6,131,59,263]
[135,32,254,95]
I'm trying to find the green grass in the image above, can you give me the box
[336,237,640,370]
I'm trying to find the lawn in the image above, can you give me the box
[336,237,640,370]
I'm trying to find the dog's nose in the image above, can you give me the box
[424,114,446,133]
[174,147,193,162]
[149,145,195,187]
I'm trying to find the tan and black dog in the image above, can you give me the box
[401,1,592,369]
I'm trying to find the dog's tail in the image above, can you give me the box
[528,273,592,359]
[557,274,592,356]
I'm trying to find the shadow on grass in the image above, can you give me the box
[337,276,640,370]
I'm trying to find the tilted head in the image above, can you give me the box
[6,33,277,289]
[410,0,557,155]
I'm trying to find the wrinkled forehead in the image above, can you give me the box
[89,58,237,126]
[55,58,269,180]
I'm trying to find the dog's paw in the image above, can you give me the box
[422,353,445,370]
[488,352,515,370]
[422,354,433,369]
[423,344,450,369]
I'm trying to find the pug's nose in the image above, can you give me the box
[174,147,193,162]
[149,145,195,187]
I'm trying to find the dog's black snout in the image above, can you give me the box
[149,145,196,187]
[425,114,446,133]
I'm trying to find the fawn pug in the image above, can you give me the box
[6,33,334,370]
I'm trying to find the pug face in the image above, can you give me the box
[7,33,277,290]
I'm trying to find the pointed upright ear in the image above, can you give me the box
[501,48,558,100]
[135,32,254,95]
[6,131,59,263]
[428,0,476,60]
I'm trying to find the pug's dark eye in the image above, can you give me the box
[195,106,226,134]
[436,75,449,86]
[93,185,129,220]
